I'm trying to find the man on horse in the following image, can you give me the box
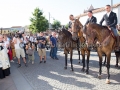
[85,10,97,25]
[68,14,75,32]
[68,14,79,40]
[100,5,119,51]
[83,10,97,34]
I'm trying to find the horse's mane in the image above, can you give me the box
[89,23,109,30]
[62,29,72,37]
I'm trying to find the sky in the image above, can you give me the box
[0,0,120,28]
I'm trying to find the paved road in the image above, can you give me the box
[0,49,120,90]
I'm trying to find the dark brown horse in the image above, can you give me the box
[85,23,119,84]
[71,18,90,74]
[57,29,80,71]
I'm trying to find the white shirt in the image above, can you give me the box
[14,38,21,49]
[107,11,111,17]
[29,36,34,42]
[4,40,9,48]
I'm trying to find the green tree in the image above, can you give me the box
[29,8,49,33]
[52,20,61,30]
[65,23,69,29]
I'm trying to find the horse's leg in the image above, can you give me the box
[81,50,85,72]
[64,49,68,69]
[106,53,111,84]
[77,39,80,63]
[78,50,80,63]
[103,54,106,66]
[70,49,74,71]
[86,50,90,74]
[115,52,118,67]
[97,51,102,79]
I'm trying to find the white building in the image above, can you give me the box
[79,3,120,25]
[10,26,25,32]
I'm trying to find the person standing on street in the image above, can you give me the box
[13,33,27,67]
[51,32,59,60]
[37,32,46,63]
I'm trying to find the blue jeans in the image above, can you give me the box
[50,47,53,57]
[51,47,58,59]
[111,27,119,37]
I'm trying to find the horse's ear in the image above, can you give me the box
[86,23,91,27]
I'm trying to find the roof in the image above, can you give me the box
[0,28,10,30]
[80,3,120,17]
[11,26,22,28]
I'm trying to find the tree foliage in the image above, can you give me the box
[52,20,61,30]
[65,23,69,29]
[29,8,49,33]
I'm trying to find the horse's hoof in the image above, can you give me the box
[71,69,74,71]
[106,79,110,84]
[64,67,67,69]
[86,70,89,74]
[81,68,85,72]
[97,74,101,79]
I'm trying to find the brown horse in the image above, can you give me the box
[57,29,80,71]
[85,23,119,84]
[72,18,90,74]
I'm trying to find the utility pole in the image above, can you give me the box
[111,0,113,11]
[49,12,50,30]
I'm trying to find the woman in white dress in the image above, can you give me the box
[0,34,10,79]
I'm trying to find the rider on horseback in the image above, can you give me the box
[100,5,119,51]
[68,14,78,40]
[83,10,97,38]
[68,14,75,32]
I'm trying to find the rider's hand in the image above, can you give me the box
[107,26,111,30]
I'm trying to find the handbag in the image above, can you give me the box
[26,49,34,55]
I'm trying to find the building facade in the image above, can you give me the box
[10,26,25,32]
[0,28,10,34]
[80,3,120,25]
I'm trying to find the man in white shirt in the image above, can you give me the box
[100,5,119,51]
[13,33,27,67]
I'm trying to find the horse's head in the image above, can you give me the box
[71,18,83,39]
[57,30,64,43]
[85,23,97,50]
[58,29,71,42]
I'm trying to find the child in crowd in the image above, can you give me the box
[26,41,35,64]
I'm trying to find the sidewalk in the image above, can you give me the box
[0,63,33,90]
